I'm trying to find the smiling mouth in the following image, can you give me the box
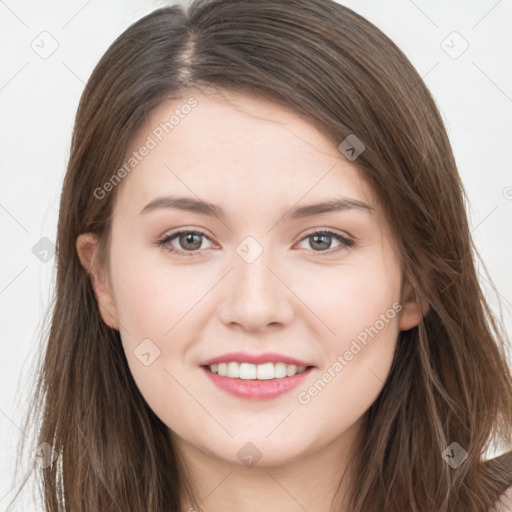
[202,361,313,380]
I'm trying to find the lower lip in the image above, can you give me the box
[201,366,314,400]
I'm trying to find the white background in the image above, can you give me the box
[1,0,511,508]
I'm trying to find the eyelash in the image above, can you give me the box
[157,228,355,257]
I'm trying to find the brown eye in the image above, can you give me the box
[297,229,355,254]
[158,230,212,255]
[177,232,203,251]
[309,233,333,251]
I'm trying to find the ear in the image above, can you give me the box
[76,233,119,330]
[398,278,430,331]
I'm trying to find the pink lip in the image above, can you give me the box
[200,351,314,367]
[201,366,314,400]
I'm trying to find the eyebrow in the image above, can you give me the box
[139,195,374,219]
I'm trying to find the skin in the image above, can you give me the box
[77,88,427,512]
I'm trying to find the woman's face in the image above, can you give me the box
[78,88,424,467]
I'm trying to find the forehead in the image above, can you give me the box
[113,89,378,220]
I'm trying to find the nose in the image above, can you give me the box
[216,238,294,332]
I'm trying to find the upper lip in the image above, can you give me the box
[200,351,315,367]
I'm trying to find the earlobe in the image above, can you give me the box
[398,279,429,331]
[76,233,119,330]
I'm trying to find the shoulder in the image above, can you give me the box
[490,485,512,512]
[486,450,512,512]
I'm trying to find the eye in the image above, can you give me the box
[158,229,213,256]
[157,228,355,257]
[296,229,355,255]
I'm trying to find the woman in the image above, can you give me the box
[12,0,512,511]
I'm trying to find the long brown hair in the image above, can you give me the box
[11,0,512,510]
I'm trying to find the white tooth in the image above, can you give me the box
[239,362,257,379]
[274,362,287,378]
[211,361,308,379]
[256,362,275,380]
[226,362,240,378]
[286,364,298,377]
[217,362,227,376]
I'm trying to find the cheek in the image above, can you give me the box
[110,245,205,336]
[292,255,401,341]
[108,247,216,398]
[108,251,203,416]
[291,258,401,425]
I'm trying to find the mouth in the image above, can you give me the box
[202,361,313,380]
[200,362,316,400]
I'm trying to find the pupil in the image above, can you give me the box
[182,233,201,249]
[313,234,330,249]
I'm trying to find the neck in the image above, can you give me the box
[173,418,362,512]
